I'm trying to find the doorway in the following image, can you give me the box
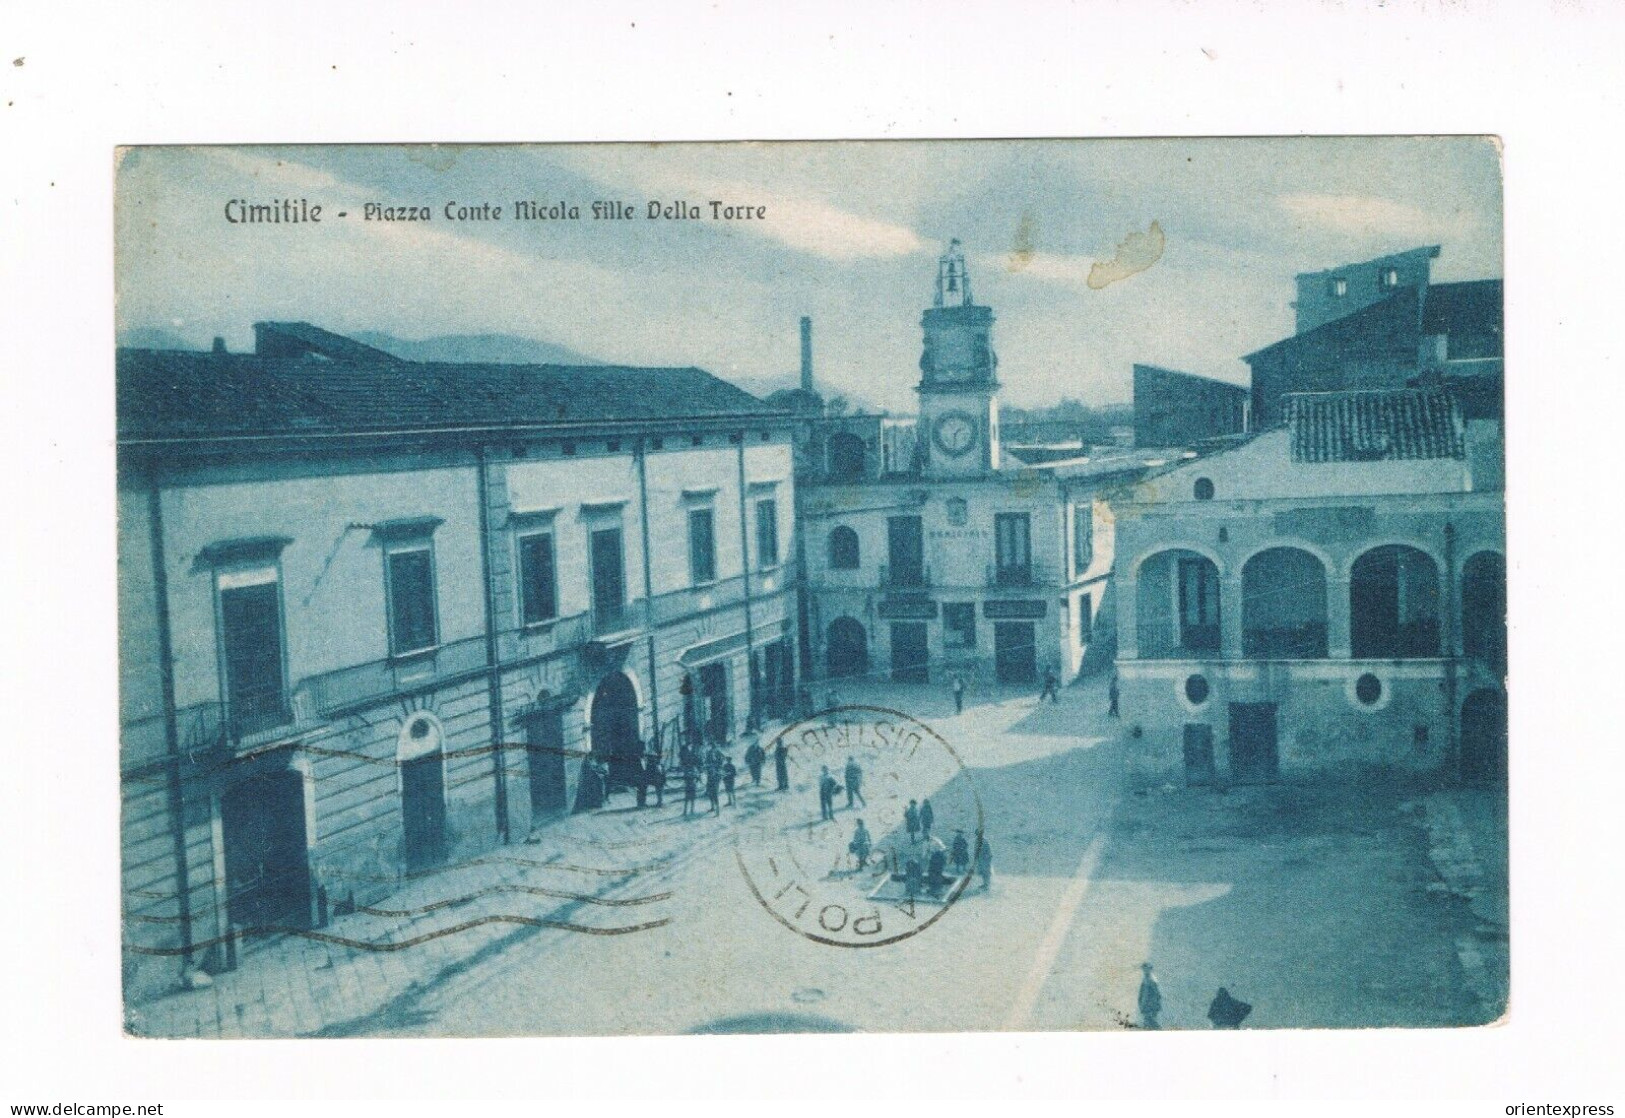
[1460,688,1508,786]
[221,768,311,931]
[890,621,929,683]
[1227,702,1279,784]
[994,621,1037,685]
[527,708,568,820]
[590,671,643,787]
[826,618,868,679]
[400,752,447,871]
[1183,724,1217,787]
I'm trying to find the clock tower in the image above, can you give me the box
[917,239,1001,477]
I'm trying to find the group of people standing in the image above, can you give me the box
[600,730,798,819]
[847,799,994,902]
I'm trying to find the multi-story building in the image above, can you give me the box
[1246,245,1504,426]
[800,243,1153,689]
[118,323,798,997]
[1113,387,1506,786]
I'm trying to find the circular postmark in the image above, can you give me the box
[734,705,983,948]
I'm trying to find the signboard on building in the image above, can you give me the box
[983,599,1047,619]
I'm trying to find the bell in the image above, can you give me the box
[946,267,959,294]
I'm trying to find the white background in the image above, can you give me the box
[2,0,1622,1105]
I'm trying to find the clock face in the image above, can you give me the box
[932,411,979,458]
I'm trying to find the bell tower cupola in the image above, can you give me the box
[917,239,1001,476]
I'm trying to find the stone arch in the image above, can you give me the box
[1241,546,1329,658]
[1461,550,1507,676]
[828,525,861,570]
[826,616,869,679]
[1350,544,1442,658]
[587,670,643,796]
[1136,548,1222,658]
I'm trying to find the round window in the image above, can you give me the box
[1185,674,1210,705]
[1194,477,1215,501]
[1355,673,1383,705]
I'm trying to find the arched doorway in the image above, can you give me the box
[1351,545,1441,658]
[826,617,869,679]
[398,712,446,871]
[1460,688,1507,785]
[1242,547,1329,658]
[221,767,311,931]
[1461,551,1507,677]
[589,671,642,793]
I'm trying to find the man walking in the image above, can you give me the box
[774,738,790,791]
[904,799,920,844]
[722,756,737,807]
[843,755,866,809]
[952,673,965,714]
[951,829,970,876]
[975,834,993,892]
[745,738,766,786]
[849,819,872,870]
[1040,666,1060,704]
[1108,672,1120,718]
[818,765,836,822]
[1138,963,1163,1030]
[705,760,722,815]
[919,797,935,844]
[645,751,665,808]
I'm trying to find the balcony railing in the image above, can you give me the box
[591,597,648,639]
[649,574,747,627]
[986,562,1061,590]
[879,562,931,593]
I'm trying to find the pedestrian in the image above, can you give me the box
[1138,963,1162,1030]
[817,765,835,822]
[1207,987,1252,1030]
[705,761,722,815]
[904,857,923,903]
[774,739,790,791]
[645,751,665,808]
[723,757,737,807]
[843,755,866,809]
[952,673,965,714]
[975,834,993,891]
[927,846,947,895]
[1108,672,1120,718]
[904,799,920,844]
[919,797,934,843]
[681,766,698,817]
[1040,666,1060,704]
[848,819,872,870]
[745,739,766,785]
[951,829,970,875]
[634,755,649,808]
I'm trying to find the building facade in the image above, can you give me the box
[1114,388,1506,786]
[118,324,798,999]
[800,243,1137,690]
[1131,363,1250,448]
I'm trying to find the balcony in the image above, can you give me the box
[650,574,747,627]
[591,597,648,641]
[986,562,1059,590]
[879,562,931,594]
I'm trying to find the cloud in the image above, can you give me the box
[1276,192,1473,242]
[1086,221,1166,290]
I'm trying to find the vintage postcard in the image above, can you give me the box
[115,138,1505,1037]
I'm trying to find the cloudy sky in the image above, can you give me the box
[115,139,1501,409]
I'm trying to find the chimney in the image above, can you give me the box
[799,316,814,393]
[212,336,227,355]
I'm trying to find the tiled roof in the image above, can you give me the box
[118,348,783,442]
[1286,389,1465,463]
